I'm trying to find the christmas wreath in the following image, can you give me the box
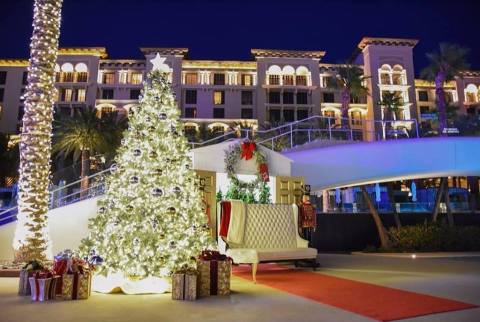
[223,141,270,204]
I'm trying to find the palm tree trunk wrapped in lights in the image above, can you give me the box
[13,0,63,262]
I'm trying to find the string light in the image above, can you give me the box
[13,0,63,262]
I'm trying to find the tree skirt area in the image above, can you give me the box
[233,263,478,322]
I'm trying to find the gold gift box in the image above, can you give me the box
[172,272,197,301]
[196,258,231,297]
[59,272,92,300]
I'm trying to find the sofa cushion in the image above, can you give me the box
[226,247,317,264]
[239,204,297,249]
[257,248,317,262]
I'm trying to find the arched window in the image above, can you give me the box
[295,66,310,86]
[75,63,89,82]
[392,65,406,85]
[282,65,295,85]
[267,65,281,85]
[465,84,478,103]
[60,63,74,82]
[379,64,392,85]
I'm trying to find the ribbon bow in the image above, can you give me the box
[199,250,228,261]
[241,141,256,161]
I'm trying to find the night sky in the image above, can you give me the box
[1,0,479,75]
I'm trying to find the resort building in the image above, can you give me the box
[0,37,479,140]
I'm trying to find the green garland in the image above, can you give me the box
[224,142,270,204]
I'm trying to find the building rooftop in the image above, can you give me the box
[0,59,29,67]
[58,47,108,58]
[140,48,189,57]
[357,37,419,50]
[251,48,326,59]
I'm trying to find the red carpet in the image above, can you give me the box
[233,264,477,321]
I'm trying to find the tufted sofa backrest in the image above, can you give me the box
[237,204,297,249]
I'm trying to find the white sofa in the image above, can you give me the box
[218,203,318,282]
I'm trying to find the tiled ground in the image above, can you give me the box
[1,254,479,322]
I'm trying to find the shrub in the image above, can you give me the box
[388,224,480,252]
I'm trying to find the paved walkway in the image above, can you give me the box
[0,254,479,322]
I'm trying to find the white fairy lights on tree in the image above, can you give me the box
[80,54,215,279]
[13,0,63,262]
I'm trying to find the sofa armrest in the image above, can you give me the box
[296,236,309,248]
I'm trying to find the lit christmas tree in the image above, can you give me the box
[81,54,215,282]
[13,0,63,262]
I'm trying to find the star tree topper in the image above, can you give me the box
[150,53,170,72]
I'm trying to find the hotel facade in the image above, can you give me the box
[0,37,479,140]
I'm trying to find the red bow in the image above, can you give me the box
[241,142,256,160]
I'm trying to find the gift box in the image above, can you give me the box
[53,250,92,300]
[28,272,60,302]
[196,250,231,297]
[59,271,92,300]
[18,260,44,296]
[172,270,197,301]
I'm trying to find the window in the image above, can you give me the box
[241,91,253,105]
[268,75,280,85]
[380,73,391,85]
[420,106,430,114]
[0,71,6,85]
[22,71,28,85]
[213,91,224,105]
[466,92,477,103]
[241,74,252,86]
[17,106,24,120]
[268,91,281,104]
[102,72,115,84]
[213,108,224,118]
[283,75,294,85]
[185,107,197,118]
[297,109,309,120]
[60,88,73,102]
[184,125,197,134]
[323,92,335,103]
[269,109,281,122]
[283,109,295,122]
[322,76,334,88]
[283,91,294,104]
[241,108,253,119]
[445,92,453,103]
[296,91,308,105]
[185,90,197,104]
[61,72,74,83]
[76,88,86,102]
[185,73,198,85]
[100,106,114,118]
[130,72,143,85]
[211,125,225,134]
[102,89,114,100]
[76,72,88,83]
[418,91,429,102]
[350,111,362,126]
[296,75,307,86]
[130,89,141,100]
[213,73,225,85]
[0,88,4,101]
[323,110,336,118]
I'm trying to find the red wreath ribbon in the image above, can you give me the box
[241,141,256,160]
[259,163,269,182]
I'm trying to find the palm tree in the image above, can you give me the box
[335,65,369,131]
[14,0,63,262]
[53,107,124,192]
[378,91,404,138]
[361,186,390,249]
[421,43,469,136]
